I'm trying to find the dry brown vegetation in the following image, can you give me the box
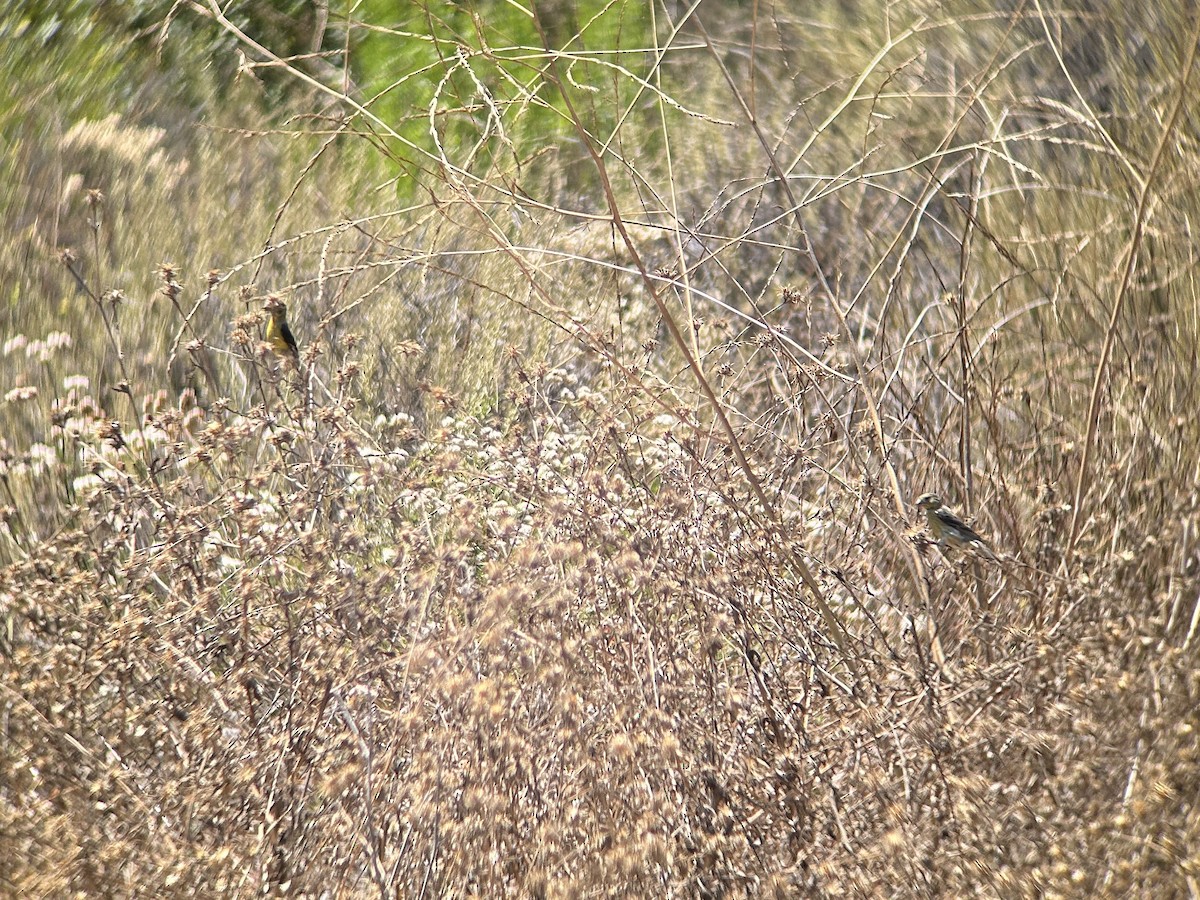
[2,1,1199,896]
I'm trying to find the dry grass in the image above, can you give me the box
[2,1,1199,896]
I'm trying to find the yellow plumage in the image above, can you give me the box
[264,297,298,362]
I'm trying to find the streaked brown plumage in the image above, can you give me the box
[916,493,998,561]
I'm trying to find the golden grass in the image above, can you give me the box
[2,1,1199,896]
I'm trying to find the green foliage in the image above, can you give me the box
[0,5,145,125]
[351,0,655,192]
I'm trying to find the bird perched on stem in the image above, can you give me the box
[916,493,998,561]
[263,296,299,363]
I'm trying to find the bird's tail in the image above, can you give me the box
[973,540,999,562]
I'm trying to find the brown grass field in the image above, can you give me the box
[1,1,1198,896]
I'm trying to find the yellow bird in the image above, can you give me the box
[916,493,998,561]
[264,296,298,363]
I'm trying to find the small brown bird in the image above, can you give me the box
[916,493,998,561]
[264,296,298,363]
